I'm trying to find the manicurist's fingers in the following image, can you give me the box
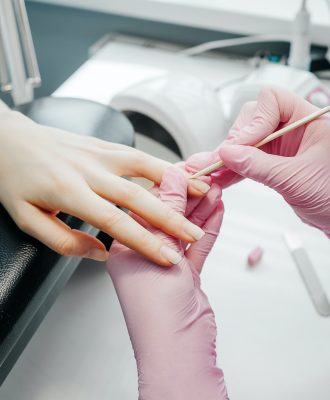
[185,151,220,176]
[218,144,296,188]
[187,177,211,196]
[187,184,222,228]
[157,166,202,254]
[11,202,108,261]
[185,201,224,275]
[180,184,221,253]
[159,166,188,215]
[223,87,314,148]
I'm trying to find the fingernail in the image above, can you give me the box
[183,221,205,240]
[160,246,183,265]
[85,248,109,261]
[189,179,210,194]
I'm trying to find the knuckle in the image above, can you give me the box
[133,151,147,166]
[258,86,279,110]
[45,167,74,193]
[241,101,256,114]
[15,213,30,233]
[121,182,145,203]
[238,152,254,177]
[46,165,79,193]
[164,206,179,223]
[260,85,273,95]
[259,85,277,99]
[103,208,126,231]
[53,176,74,193]
[137,229,157,253]
[54,236,75,256]
[11,204,30,233]
[128,151,149,173]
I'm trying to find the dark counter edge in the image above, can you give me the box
[0,224,99,385]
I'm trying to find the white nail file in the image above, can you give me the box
[283,232,330,317]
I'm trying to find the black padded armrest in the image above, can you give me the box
[0,210,95,385]
[0,97,134,384]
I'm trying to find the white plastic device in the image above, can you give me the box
[111,64,330,159]
[111,73,226,158]
[288,0,311,71]
[226,64,330,125]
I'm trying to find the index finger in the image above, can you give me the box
[224,86,316,147]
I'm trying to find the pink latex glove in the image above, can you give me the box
[107,166,228,400]
[186,86,330,237]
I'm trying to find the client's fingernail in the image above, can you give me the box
[184,221,205,240]
[85,248,109,261]
[189,179,210,193]
[160,246,183,265]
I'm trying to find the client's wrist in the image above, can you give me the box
[0,108,32,131]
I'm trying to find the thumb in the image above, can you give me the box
[223,86,314,147]
[219,144,294,190]
[224,87,282,147]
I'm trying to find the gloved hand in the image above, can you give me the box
[186,86,330,237]
[107,166,228,400]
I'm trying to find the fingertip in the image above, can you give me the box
[218,143,238,156]
[188,178,211,195]
[85,248,109,262]
[160,245,183,266]
[187,184,206,197]
[187,174,211,196]
[183,220,205,241]
[217,136,237,149]
[185,151,220,174]
[218,144,248,172]
[217,199,225,218]
[71,229,108,260]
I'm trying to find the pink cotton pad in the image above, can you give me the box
[247,246,263,267]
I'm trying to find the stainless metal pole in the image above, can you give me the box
[13,0,41,87]
[0,0,41,105]
[0,31,12,92]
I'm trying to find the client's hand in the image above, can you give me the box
[0,107,208,265]
[107,166,228,400]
